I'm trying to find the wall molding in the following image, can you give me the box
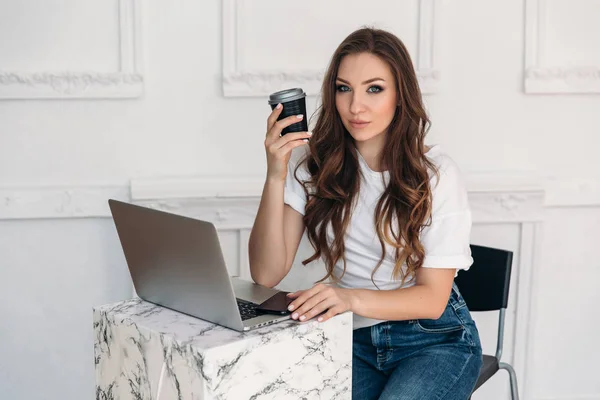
[543,177,600,207]
[130,174,547,228]
[222,0,442,97]
[524,0,600,94]
[129,191,547,230]
[0,185,128,220]
[130,174,600,209]
[1,173,598,220]
[525,67,600,93]
[0,0,143,99]
[132,197,261,231]
[131,175,265,201]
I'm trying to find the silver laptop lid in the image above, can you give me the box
[108,199,244,331]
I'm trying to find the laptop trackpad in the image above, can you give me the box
[230,277,281,304]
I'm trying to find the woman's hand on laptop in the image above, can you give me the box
[286,284,354,323]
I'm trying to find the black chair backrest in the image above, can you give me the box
[454,244,513,312]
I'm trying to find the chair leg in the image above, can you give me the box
[498,362,519,400]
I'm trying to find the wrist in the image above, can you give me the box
[344,288,360,313]
[265,175,286,186]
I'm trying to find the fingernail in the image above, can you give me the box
[299,315,306,321]
[296,114,304,119]
[292,313,298,319]
[307,131,313,136]
[276,103,282,109]
[288,304,295,311]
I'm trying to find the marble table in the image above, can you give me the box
[94,298,352,400]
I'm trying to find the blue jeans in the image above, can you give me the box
[352,284,483,399]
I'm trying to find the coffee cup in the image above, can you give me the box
[268,88,308,135]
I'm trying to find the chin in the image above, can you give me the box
[347,129,381,143]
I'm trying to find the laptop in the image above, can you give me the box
[108,199,292,332]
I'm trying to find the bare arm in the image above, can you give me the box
[248,104,311,288]
[248,184,305,287]
[287,267,456,322]
[349,267,456,320]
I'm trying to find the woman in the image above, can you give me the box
[248,27,482,399]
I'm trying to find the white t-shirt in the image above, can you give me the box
[283,144,473,329]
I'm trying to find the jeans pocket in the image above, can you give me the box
[414,304,464,334]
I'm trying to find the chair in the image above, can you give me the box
[454,244,520,400]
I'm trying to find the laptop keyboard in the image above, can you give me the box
[236,299,259,321]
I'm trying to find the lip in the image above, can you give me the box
[349,120,370,129]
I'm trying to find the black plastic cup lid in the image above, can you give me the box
[268,88,306,105]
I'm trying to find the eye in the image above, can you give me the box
[367,85,383,93]
[336,84,350,92]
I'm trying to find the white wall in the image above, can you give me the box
[1,1,599,399]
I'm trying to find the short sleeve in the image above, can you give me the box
[283,147,310,216]
[420,155,473,271]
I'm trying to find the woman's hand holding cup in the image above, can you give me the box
[264,103,312,183]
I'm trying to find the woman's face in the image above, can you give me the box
[335,52,398,144]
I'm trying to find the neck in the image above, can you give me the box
[356,139,433,172]
[355,133,387,172]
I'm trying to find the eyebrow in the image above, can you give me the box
[336,77,385,85]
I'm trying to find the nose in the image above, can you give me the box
[349,92,366,115]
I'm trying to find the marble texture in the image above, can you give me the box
[94,298,352,400]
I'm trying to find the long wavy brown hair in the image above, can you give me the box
[297,27,438,287]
